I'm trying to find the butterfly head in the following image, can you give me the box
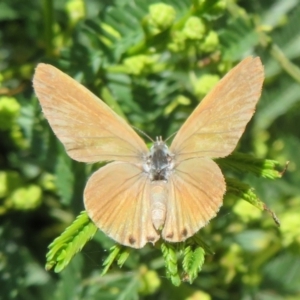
[145,136,174,181]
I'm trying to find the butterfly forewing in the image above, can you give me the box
[33,64,148,163]
[84,162,160,248]
[170,57,264,161]
[163,158,225,242]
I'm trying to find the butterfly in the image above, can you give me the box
[33,57,264,248]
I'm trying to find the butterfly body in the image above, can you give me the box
[150,180,168,230]
[33,57,264,248]
[146,137,174,181]
[139,137,175,232]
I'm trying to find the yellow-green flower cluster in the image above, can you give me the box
[138,265,161,295]
[0,96,20,130]
[221,244,247,283]
[39,173,57,192]
[233,200,262,223]
[146,2,220,54]
[147,3,176,34]
[210,0,226,14]
[279,208,300,247]
[8,185,42,210]
[65,0,86,26]
[193,74,220,98]
[168,15,219,53]
[0,96,26,148]
[0,171,42,214]
[201,30,219,52]
[183,17,206,40]
[193,0,226,13]
[123,55,165,75]
[118,2,223,78]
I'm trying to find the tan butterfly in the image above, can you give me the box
[33,57,264,248]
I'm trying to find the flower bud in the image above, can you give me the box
[201,30,219,52]
[0,96,20,130]
[194,74,220,98]
[183,17,206,40]
[148,3,176,31]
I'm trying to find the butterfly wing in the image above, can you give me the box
[170,57,264,162]
[84,162,159,248]
[33,64,148,163]
[162,158,225,242]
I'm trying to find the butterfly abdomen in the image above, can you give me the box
[150,181,167,230]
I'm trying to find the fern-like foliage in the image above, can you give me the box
[46,211,97,272]
[101,245,131,276]
[226,177,280,226]
[3,0,297,294]
[182,246,205,284]
[217,152,284,179]
[161,242,181,286]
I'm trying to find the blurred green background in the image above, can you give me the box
[1,0,300,299]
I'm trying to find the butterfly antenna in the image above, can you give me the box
[132,126,154,143]
[164,131,178,143]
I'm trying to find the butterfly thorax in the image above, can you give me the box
[145,137,174,181]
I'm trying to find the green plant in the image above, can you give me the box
[1,0,300,299]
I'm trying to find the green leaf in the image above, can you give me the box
[255,80,300,131]
[161,242,181,286]
[182,245,205,284]
[100,86,128,120]
[46,211,97,272]
[101,245,122,276]
[226,178,280,226]
[101,245,131,276]
[217,152,283,179]
[54,255,84,300]
[117,248,131,268]
[219,18,259,60]
[55,144,74,206]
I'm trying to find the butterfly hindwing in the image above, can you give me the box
[162,158,225,242]
[84,162,160,248]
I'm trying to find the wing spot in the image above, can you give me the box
[181,228,188,237]
[166,232,174,239]
[128,235,136,245]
